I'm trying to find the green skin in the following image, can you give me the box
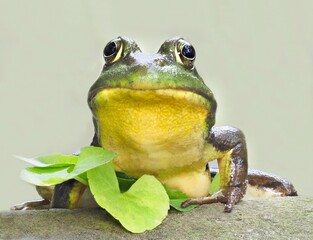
[88,37,217,129]
[13,37,297,212]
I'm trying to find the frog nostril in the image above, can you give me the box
[159,61,166,67]
[154,58,166,67]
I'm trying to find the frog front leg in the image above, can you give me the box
[183,126,248,212]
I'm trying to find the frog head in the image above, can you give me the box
[88,36,216,128]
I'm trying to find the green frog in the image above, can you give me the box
[14,37,297,212]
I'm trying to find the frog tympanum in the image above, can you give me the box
[14,37,297,212]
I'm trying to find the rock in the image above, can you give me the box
[1,197,312,239]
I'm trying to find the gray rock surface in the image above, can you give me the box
[1,197,312,240]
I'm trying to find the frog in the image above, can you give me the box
[13,37,297,212]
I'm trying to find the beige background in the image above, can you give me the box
[1,0,312,210]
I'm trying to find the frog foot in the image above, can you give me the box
[11,199,50,210]
[181,186,246,213]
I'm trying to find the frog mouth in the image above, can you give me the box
[88,87,216,113]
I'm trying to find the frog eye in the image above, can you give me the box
[103,38,123,64]
[175,40,196,68]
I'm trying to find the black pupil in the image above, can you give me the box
[182,44,195,59]
[104,41,117,57]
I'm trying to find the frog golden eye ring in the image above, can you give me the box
[103,38,123,64]
[175,39,196,68]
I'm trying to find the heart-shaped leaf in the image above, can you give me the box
[88,163,169,233]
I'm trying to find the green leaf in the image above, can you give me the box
[16,154,78,167]
[20,166,72,186]
[70,146,117,176]
[164,186,198,212]
[116,172,137,192]
[209,173,220,195]
[75,172,88,185]
[20,146,117,186]
[88,163,169,233]
[116,174,198,211]
[117,177,136,192]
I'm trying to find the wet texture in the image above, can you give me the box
[247,169,298,196]
[205,126,248,212]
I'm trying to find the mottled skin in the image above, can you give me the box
[13,37,297,213]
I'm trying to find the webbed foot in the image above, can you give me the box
[11,199,50,210]
[182,185,246,213]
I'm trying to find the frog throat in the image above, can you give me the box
[91,88,212,197]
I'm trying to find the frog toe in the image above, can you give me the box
[181,195,217,208]
[11,199,50,210]
[181,185,246,213]
[217,186,245,212]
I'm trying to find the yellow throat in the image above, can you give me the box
[92,88,212,197]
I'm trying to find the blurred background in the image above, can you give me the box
[0,0,312,210]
